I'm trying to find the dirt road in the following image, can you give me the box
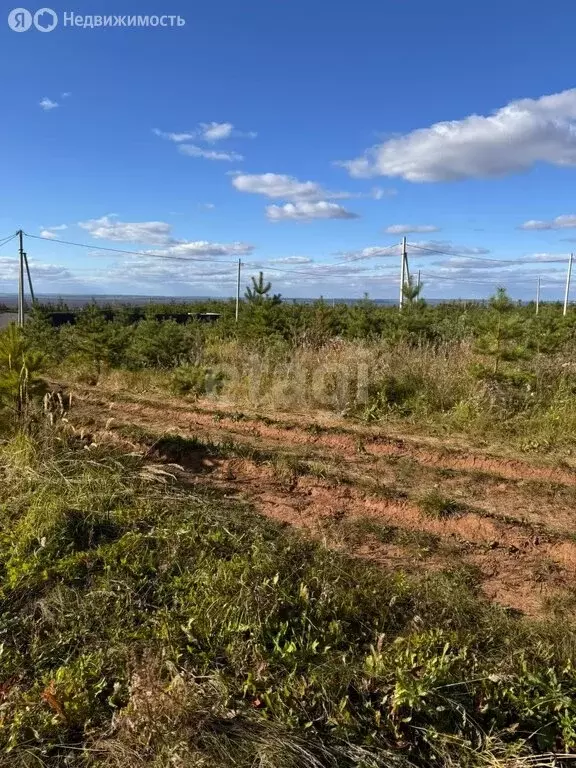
[63,384,576,617]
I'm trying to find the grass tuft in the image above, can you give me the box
[418,489,465,519]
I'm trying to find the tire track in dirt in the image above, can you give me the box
[71,389,576,537]
[74,387,576,486]
[66,390,576,617]
[178,456,576,618]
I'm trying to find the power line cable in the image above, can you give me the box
[407,242,569,265]
[0,233,18,251]
[420,271,558,286]
[23,232,343,278]
[23,232,244,266]
[25,232,380,279]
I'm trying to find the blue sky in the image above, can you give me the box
[2,0,576,299]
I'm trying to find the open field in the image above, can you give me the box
[4,296,576,765]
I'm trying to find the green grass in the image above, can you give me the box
[418,490,466,520]
[1,428,576,766]
[333,517,442,553]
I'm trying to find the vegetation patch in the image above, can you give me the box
[0,426,574,766]
[418,489,466,519]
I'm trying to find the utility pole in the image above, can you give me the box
[417,270,421,293]
[17,230,24,327]
[399,237,407,310]
[235,258,242,323]
[564,254,573,317]
[24,253,35,305]
[535,276,540,315]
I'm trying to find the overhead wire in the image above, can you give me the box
[0,233,18,251]
[23,232,243,266]
[407,242,569,265]
[18,232,574,294]
[24,232,381,279]
[25,233,337,277]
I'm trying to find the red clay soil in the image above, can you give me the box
[63,385,576,617]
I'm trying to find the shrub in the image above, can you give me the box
[170,364,225,398]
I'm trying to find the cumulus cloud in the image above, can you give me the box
[268,256,313,264]
[78,215,253,260]
[39,97,58,111]
[0,257,72,283]
[432,253,569,270]
[39,224,67,239]
[266,201,359,221]
[102,259,238,287]
[519,214,576,231]
[340,246,399,262]
[340,240,489,262]
[200,121,233,142]
[384,224,440,234]
[341,87,576,182]
[79,216,174,245]
[144,241,254,259]
[408,240,490,256]
[178,144,244,162]
[233,173,327,201]
[232,173,349,202]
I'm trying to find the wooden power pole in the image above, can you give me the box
[17,230,24,327]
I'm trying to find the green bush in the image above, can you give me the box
[170,364,225,397]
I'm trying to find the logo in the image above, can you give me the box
[34,7,57,30]
[8,7,58,31]
[8,8,32,31]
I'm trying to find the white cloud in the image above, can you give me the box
[154,122,256,145]
[39,97,58,111]
[144,241,254,259]
[153,129,196,142]
[99,258,388,293]
[340,240,489,262]
[408,240,490,256]
[200,121,233,142]
[79,216,174,245]
[384,224,440,234]
[199,122,257,141]
[232,173,349,202]
[371,187,397,200]
[98,259,239,289]
[78,215,253,259]
[266,201,359,221]
[61,92,71,98]
[200,203,216,210]
[433,253,568,270]
[40,224,67,239]
[519,214,576,231]
[178,144,244,162]
[0,257,72,283]
[340,246,399,262]
[268,256,313,264]
[341,87,576,182]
